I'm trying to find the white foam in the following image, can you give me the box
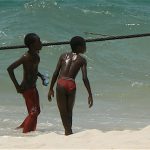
[1,127,150,149]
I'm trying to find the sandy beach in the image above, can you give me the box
[0,126,150,149]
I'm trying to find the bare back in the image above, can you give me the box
[58,52,86,79]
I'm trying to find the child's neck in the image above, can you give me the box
[28,49,37,55]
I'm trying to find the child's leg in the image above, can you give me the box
[66,89,76,135]
[56,85,76,135]
[56,85,70,135]
[16,92,34,129]
[22,88,40,133]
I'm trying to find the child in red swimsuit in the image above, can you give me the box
[7,33,47,133]
[48,36,93,135]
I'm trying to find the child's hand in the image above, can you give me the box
[48,89,54,102]
[41,75,49,86]
[16,86,24,94]
[88,96,93,108]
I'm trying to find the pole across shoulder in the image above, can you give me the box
[0,33,150,50]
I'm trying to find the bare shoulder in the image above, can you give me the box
[59,52,70,60]
[61,52,70,57]
[78,54,87,64]
[20,52,30,62]
[60,52,67,58]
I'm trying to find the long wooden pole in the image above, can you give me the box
[0,33,150,50]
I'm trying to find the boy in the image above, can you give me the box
[48,36,93,135]
[7,33,46,133]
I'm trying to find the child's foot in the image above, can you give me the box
[65,130,73,136]
[15,126,23,129]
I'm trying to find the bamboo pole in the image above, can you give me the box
[0,33,150,50]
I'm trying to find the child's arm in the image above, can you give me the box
[81,59,93,108]
[7,57,24,93]
[37,72,44,78]
[37,72,44,84]
[48,55,62,101]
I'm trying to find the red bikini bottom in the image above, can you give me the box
[57,78,76,92]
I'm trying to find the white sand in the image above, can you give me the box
[0,126,150,149]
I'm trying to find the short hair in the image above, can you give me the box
[70,36,85,52]
[24,33,38,47]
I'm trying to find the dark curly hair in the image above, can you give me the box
[24,33,38,48]
[70,36,85,52]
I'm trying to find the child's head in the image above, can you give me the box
[70,36,86,54]
[24,33,42,52]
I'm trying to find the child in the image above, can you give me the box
[7,33,47,133]
[48,36,93,135]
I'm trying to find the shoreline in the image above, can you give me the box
[0,126,150,149]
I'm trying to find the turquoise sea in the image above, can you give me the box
[0,0,150,136]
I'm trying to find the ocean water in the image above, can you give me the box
[0,0,150,136]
